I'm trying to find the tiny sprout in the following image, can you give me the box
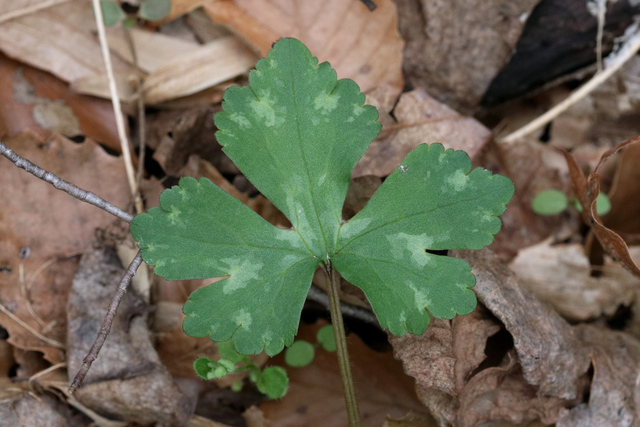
[531,189,567,215]
[285,340,315,367]
[532,189,611,216]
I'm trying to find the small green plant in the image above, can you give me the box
[194,340,288,399]
[131,38,513,425]
[195,325,335,398]
[98,0,171,27]
[285,324,336,367]
[532,188,611,216]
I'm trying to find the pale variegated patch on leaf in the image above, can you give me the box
[130,38,514,356]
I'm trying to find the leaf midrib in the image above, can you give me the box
[335,190,497,252]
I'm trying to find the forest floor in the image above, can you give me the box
[0,1,640,426]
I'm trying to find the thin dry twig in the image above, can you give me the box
[500,23,640,144]
[92,0,143,214]
[123,27,148,192]
[0,141,133,223]
[0,300,64,349]
[28,362,66,385]
[68,251,143,394]
[0,0,73,23]
[19,264,48,329]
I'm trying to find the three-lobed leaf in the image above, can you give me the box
[131,38,514,356]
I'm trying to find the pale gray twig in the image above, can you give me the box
[68,251,143,394]
[0,141,133,223]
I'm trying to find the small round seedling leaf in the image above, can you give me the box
[532,189,568,215]
[98,0,125,26]
[256,366,289,399]
[595,192,611,216]
[316,325,336,352]
[122,16,137,28]
[217,340,244,363]
[139,0,172,21]
[285,340,315,367]
[193,357,215,380]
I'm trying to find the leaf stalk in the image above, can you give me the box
[324,263,361,427]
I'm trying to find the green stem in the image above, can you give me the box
[324,263,361,427]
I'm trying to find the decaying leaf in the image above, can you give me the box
[391,248,592,425]
[509,241,640,321]
[605,138,640,242]
[67,241,193,425]
[142,36,258,105]
[557,324,640,427]
[0,2,133,87]
[559,135,640,277]
[461,249,591,400]
[0,132,130,363]
[0,55,121,151]
[204,0,404,110]
[396,0,540,112]
[354,88,491,177]
[0,389,75,427]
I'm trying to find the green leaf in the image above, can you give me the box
[333,144,513,336]
[193,357,215,380]
[131,38,513,357]
[285,340,315,367]
[98,0,124,26]
[139,0,172,21]
[256,366,289,399]
[532,189,568,215]
[215,38,380,259]
[595,192,611,215]
[122,16,137,28]
[217,340,245,363]
[316,325,336,352]
[131,177,319,355]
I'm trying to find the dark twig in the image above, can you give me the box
[68,251,143,394]
[0,142,133,223]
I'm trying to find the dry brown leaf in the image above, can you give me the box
[0,388,74,426]
[142,36,258,104]
[204,0,404,110]
[260,320,427,427]
[396,0,539,113]
[604,140,640,241]
[391,249,592,425]
[188,414,237,427]
[475,139,577,259]
[383,411,437,427]
[354,89,491,177]
[0,54,122,152]
[0,2,132,86]
[557,324,640,427]
[163,0,210,23]
[459,249,592,400]
[456,351,574,427]
[510,241,640,321]
[146,106,232,175]
[107,27,200,73]
[0,132,131,363]
[559,136,640,277]
[67,242,194,425]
